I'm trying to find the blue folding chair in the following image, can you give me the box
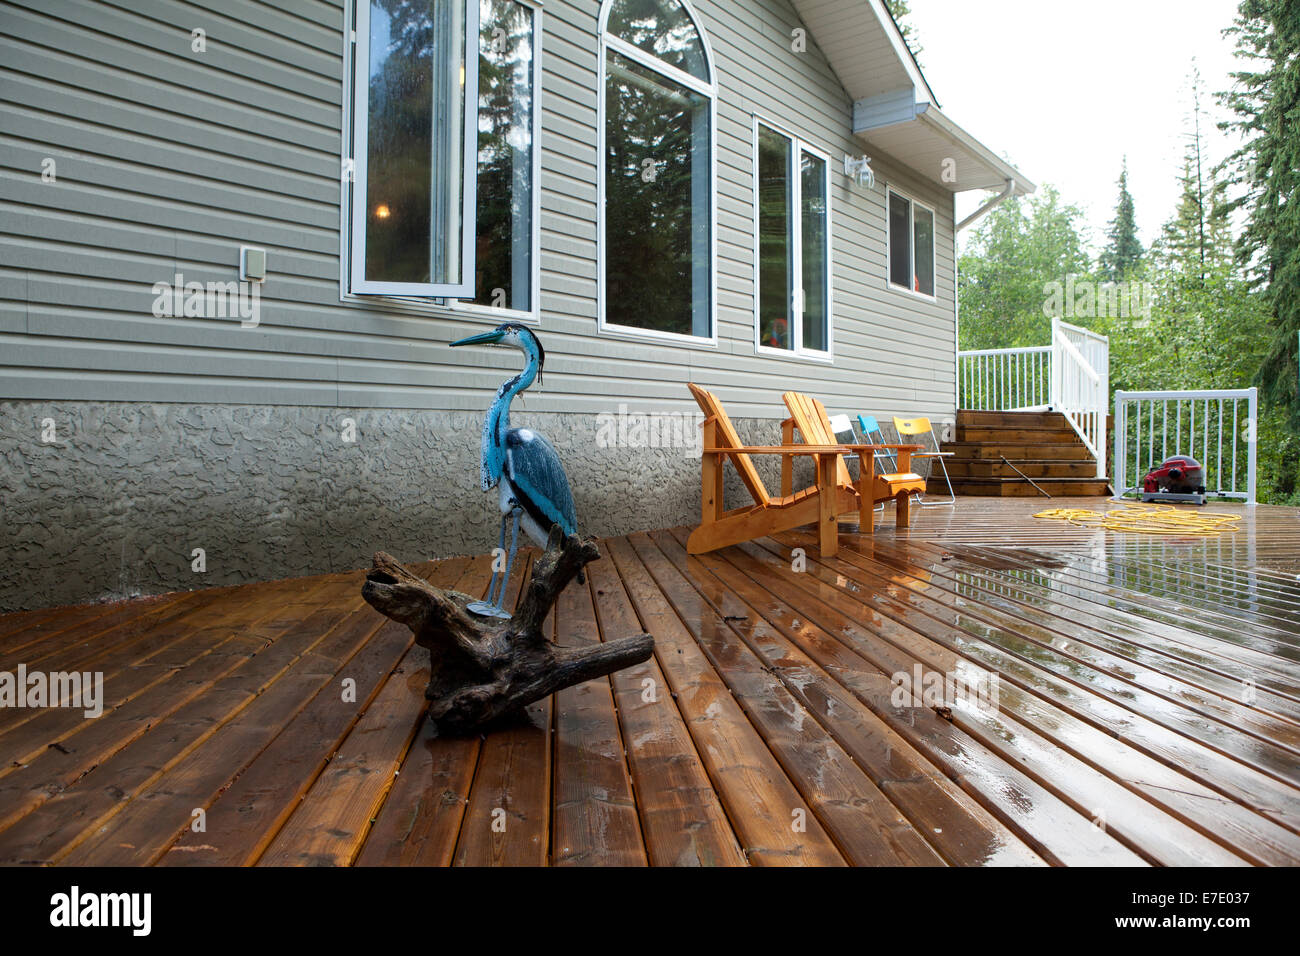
[856,415,900,474]
[858,414,954,506]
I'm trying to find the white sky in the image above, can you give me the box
[905,0,1247,253]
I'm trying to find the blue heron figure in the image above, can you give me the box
[451,323,578,618]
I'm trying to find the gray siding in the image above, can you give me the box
[0,0,958,424]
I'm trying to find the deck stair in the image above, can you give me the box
[934,409,1109,497]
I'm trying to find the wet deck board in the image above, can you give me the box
[1,498,1298,866]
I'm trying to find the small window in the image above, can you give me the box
[755,121,831,357]
[349,0,481,297]
[600,0,715,342]
[887,188,936,298]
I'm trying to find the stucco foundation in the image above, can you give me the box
[0,401,793,611]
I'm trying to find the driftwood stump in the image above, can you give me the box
[362,527,654,735]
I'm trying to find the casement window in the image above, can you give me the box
[886,188,935,298]
[599,0,716,343]
[345,0,540,317]
[754,120,831,358]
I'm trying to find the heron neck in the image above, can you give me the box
[481,351,539,486]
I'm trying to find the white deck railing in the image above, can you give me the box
[958,345,1052,411]
[957,318,1109,479]
[1112,388,1257,504]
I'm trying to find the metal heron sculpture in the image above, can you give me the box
[451,323,578,618]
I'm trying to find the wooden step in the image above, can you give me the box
[941,441,1095,461]
[933,477,1111,497]
[956,425,1081,443]
[956,409,1069,428]
[944,458,1101,479]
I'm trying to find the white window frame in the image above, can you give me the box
[752,117,834,363]
[339,0,541,323]
[448,0,543,323]
[596,0,719,348]
[885,185,937,303]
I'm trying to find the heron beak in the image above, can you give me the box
[450,329,505,348]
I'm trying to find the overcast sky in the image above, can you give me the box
[905,0,1247,253]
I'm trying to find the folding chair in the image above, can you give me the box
[856,415,900,474]
[837,416,889,512]
[892,416,956,505]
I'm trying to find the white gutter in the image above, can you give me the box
[957,177,1016,232]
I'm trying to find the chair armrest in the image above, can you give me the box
[841,443,925,453]
[704,445,854,455]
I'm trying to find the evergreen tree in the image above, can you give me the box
[1219,0,1300,421]
[1099,158,1144,282]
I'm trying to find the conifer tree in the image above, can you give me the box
[1099,159,1144,282]
[1220,0,1300,420]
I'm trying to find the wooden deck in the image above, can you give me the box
[2,497,1299,866]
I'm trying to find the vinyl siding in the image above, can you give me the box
[0,0,959,424]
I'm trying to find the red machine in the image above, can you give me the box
[1142,455,1206,503]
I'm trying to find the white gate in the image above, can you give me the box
[1112,388,1258,504]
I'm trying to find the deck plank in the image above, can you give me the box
[863,536,1300,728]
[452,554,557,867]
[255,644,427,866]
[778,535,1300,835]
[609,535,847,866]
[661,527,1047,867]
[349,558,493,867]
[548,566,648,866]
[255,558,486,867]
[637,531,946,866]
[586,549,747,866]
[64,603,393,865]
[0,574,363,864]
[733,536,1295,864]
[702,538,1170,868]
[849,536,1300,753]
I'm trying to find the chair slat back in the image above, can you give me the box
[783,391,853,487]
[689,383,770,507]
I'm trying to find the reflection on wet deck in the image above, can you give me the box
[1,497,1298,866]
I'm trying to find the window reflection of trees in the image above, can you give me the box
[365,0,465,285]
[607,0,709,80]
[605,51,709,336]
[474,0,533,310]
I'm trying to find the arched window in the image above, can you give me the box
[599,0,716,341]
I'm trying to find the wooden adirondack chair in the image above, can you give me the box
[686,383,864,557]
[781,391,927,532]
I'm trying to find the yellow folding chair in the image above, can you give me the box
[893,416,955,505]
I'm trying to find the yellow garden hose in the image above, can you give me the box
[1033,502,1243,536]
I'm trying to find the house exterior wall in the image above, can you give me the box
[0,0,959,611]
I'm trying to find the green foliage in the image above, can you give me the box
[1219,0,1300,420]
[956,35,1300,502]
[886,0,923,64]
[1098,159,1144,282]
[958,186,1091,349]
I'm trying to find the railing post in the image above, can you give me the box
[1098,335,1109,480]
[1247,386,1258,506]
[1049,317,1061,410]
[1114,391,1127,497]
